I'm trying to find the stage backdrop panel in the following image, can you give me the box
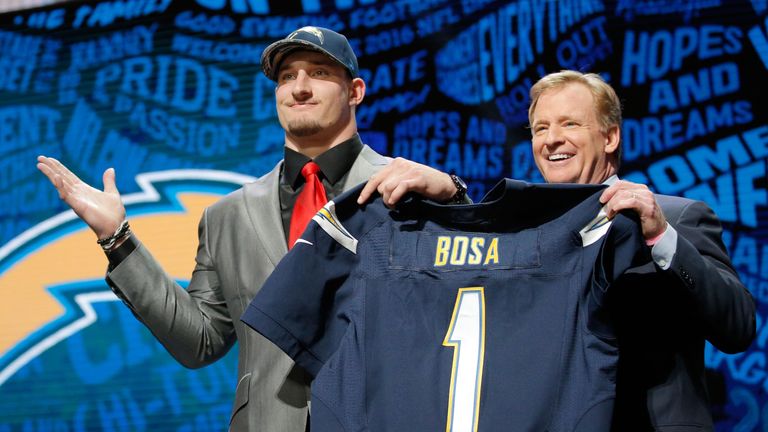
[1,0,767,430]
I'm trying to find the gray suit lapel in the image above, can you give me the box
[343,145,389,190]
[242,162,287,267]
[240,146,386,266]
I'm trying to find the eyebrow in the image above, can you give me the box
[278,58,335,73]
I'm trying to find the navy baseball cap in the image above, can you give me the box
[261,26,359,81]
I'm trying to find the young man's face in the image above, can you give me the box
[530,82,619,185]
[274,50,357,141]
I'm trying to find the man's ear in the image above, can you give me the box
[604,125,620,155]
[349,78,366,106]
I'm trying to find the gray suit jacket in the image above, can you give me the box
[610,195,755,431]
[106,145,389,432]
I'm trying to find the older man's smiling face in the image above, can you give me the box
[530,82,619,185]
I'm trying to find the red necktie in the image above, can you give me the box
[289,161,327,249]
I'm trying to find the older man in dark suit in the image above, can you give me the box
[526,70,755,431]
[362,70,755,431]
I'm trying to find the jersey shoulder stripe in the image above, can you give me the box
[579,206,612,247]
[312,201,358,254]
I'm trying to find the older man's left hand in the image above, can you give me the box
[600,180,668,241]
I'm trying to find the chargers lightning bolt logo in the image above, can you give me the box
[0,170,254,387]
[579,205,613,247]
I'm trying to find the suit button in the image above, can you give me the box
[680,267,695,287]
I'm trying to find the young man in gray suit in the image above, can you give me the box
[36,27,442,432]
[362,70,755,431]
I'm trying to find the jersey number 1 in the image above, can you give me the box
[443,287,486,432]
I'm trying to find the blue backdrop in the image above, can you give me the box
[1,0,767,430]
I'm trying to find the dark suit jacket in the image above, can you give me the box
[609,195,755,431]
[105,145,389,432]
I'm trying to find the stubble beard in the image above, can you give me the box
[286,118,324,137]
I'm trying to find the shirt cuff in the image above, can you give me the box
[105,234,138,270]
[650,223,676,270]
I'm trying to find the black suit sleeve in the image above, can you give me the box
[666,200,756,353]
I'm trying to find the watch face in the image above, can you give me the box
[457,177,467,190]
[452,175,467,191]
[451,175,467,202]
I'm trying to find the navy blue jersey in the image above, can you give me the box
[242,179,648,432]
